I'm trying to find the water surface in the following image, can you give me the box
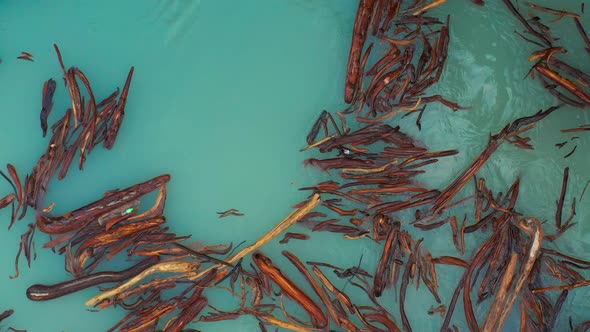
[0,0,588,331]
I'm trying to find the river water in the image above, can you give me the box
[0,0,588,331]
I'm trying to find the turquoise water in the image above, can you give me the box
[0,0,588,331]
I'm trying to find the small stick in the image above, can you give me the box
[525,2,581,19]
[564,145,577,158]
[85,261,201,306]
[279,233,309,244]
[531,280,590,293]
[217,209,245,218]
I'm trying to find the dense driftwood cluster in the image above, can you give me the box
[497,0,590,159]
[1,1,590,332]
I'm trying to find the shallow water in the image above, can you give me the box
[0,0,588,331]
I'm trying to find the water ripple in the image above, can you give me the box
[150,0,202,46]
